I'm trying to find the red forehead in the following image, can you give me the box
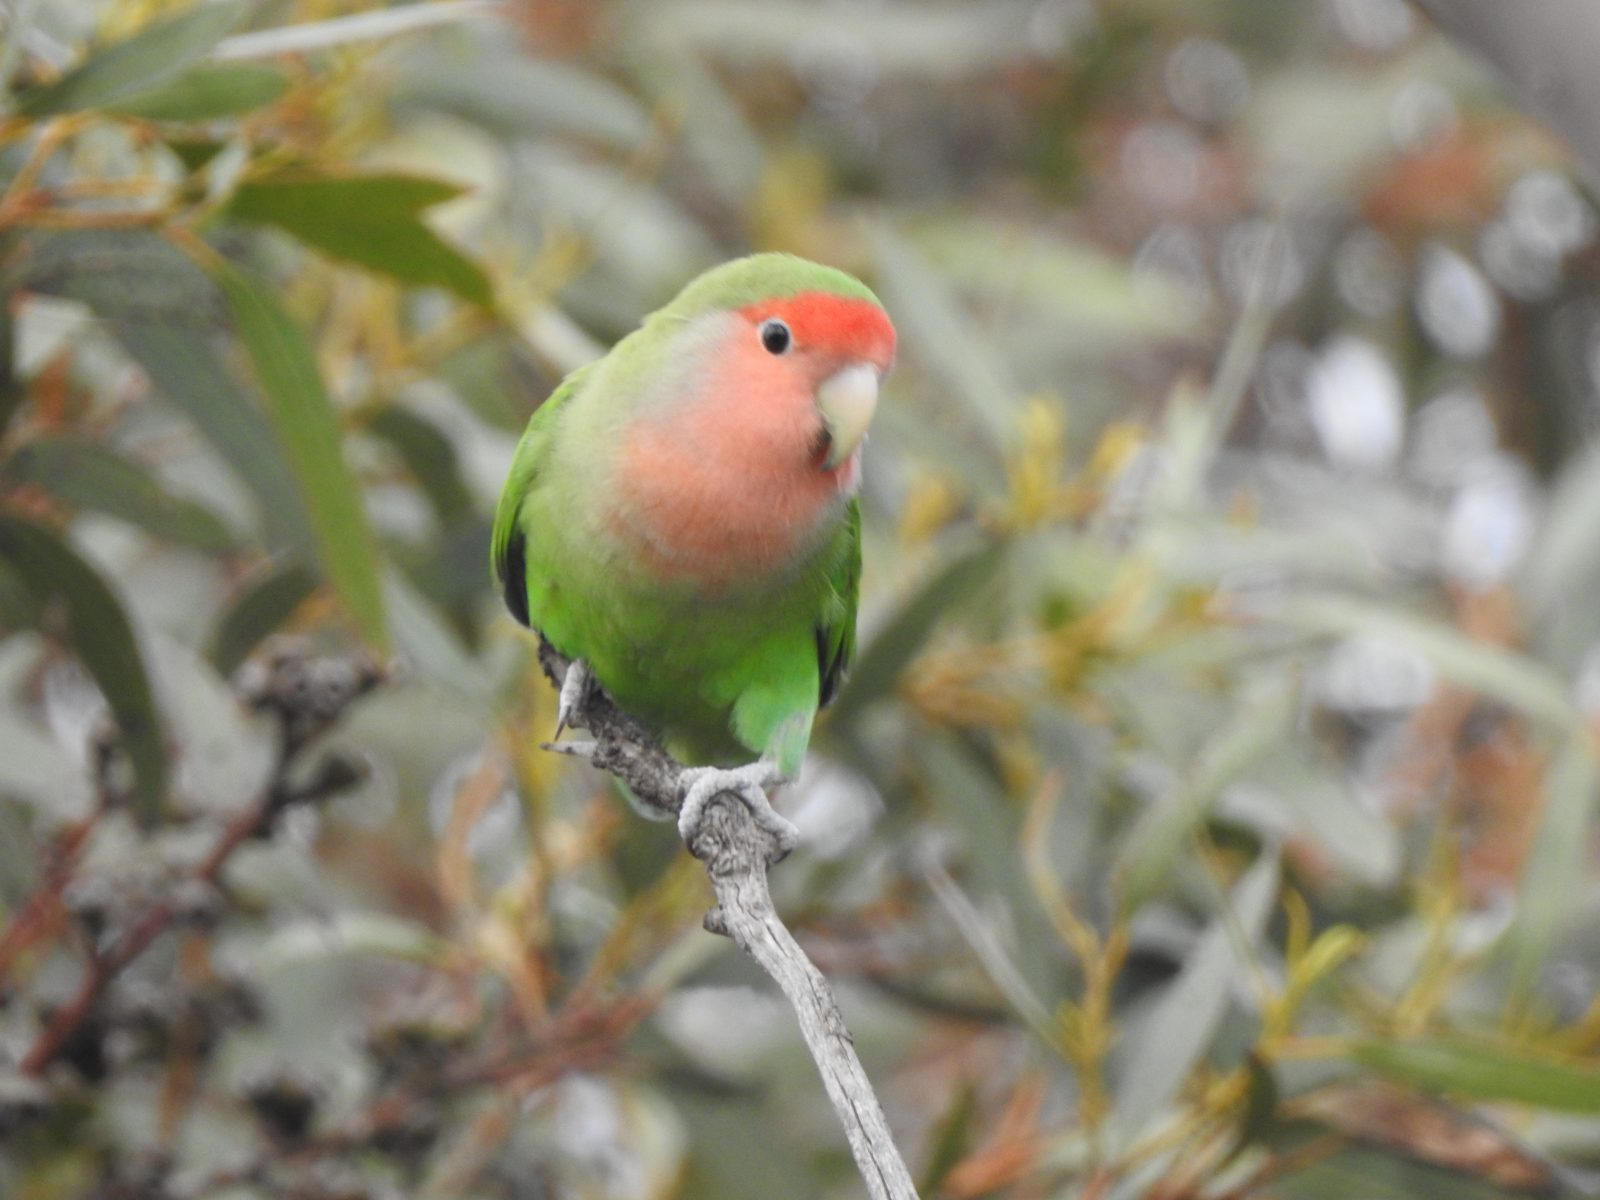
[738,291,896,365]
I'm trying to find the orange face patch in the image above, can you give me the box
[737,292,896,370]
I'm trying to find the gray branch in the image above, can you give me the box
[535,640,919,1200]
[1413,0,1600,187]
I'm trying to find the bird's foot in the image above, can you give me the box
[555,658,593,737]
[541,739,596,760]
[678,760,797,862]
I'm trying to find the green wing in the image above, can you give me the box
[490,363,594,626]
[816,497,861,707]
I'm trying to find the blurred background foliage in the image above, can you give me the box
[4,0,1600,1196]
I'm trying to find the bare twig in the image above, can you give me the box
[18,643,383,1076]
[535,639,920,1200]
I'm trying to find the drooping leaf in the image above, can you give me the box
[1506,733,1600,1002]
[211,0,496,60]
[923,734,1068,1008]
[1269,593,1579,730]
[1350,1038,1600,1115]
[213,264,388,651]
[917,1082,979,1196]
[0,297,20,437]
[827,538,1007,725]
[3,434,235,550]
[17,0,250,116]
[1111,852,1280,1145]
[164,136,229,173]
[394,35,651,150]
[15,230,315,554]
[207,559,318,675]
[226,169,492,307]
[106,62,288,121]
[246,912,452,970]
[0,514,166,821]
[365,403,474,525]
[1118,678,1296,910]
[382,570,485,703]
[17,227,221,326]
[118,323,313,554]
[871,225,1018,489]
[1268,1137,1549,1200]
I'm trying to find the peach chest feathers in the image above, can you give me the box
[605,412,854,589]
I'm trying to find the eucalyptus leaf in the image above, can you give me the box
[828,537,1006,724]
[1350,1038,1600,1114]
[1506,733,1600,1003]
[1269,1139,1547,1200]
[1118,678,1296,909]
[0,515,166,821]
[395,36,651,150]
[3,434,235,550]
[214,264,388,651]
[366,404,474,525]
[1111,852,1279,1144]
[211,0,497,60]
[106,62,288,121]
[15,231,314,553]
[226,170,492,307]
[207,560,318,675]
[18,0,250,116]
[1267,593,1579,730]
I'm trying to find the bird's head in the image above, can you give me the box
[735,286,897,472]
[655,254,896,483]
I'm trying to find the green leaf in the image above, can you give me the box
[1507,732,1600,1004]
[0,515,167,822]
[0,297,20,438]
[394,36,651,150]
[1269,1139,1544,1200]
[106,62,288,121]
[1111,852,1280,1145]
[164,136,229,173]
[870,225,1017,489]
[226,170,492,306]
[1118,677,1296,910]
[3,434,235,550]
[1269,593,1579,730]
[214,264,388,651]
[207,559,318,675]
[119,323,313,554]
[18,227,222,325]
[827,538,1007,725]
[18,0,250,116]
[917,1082,978,1195]
[1350,1038,1600,1114]
[212,1,496,60]
[14,229,315,554]
[247,912,452,969]
[365,403,474,524]
[382,569,485,703]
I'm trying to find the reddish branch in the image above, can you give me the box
[14,643,382,1077]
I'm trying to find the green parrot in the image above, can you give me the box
[492,254,896,851]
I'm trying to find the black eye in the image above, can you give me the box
[759,318,791,355]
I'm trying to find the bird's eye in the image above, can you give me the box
[759,318,792,355]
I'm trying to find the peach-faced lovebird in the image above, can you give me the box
[492,254,896,852]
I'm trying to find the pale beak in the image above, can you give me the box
[816,363,880,470]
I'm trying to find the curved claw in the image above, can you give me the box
[678,760,797,862]
[555,658,593,737]
[541,739,597,759]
